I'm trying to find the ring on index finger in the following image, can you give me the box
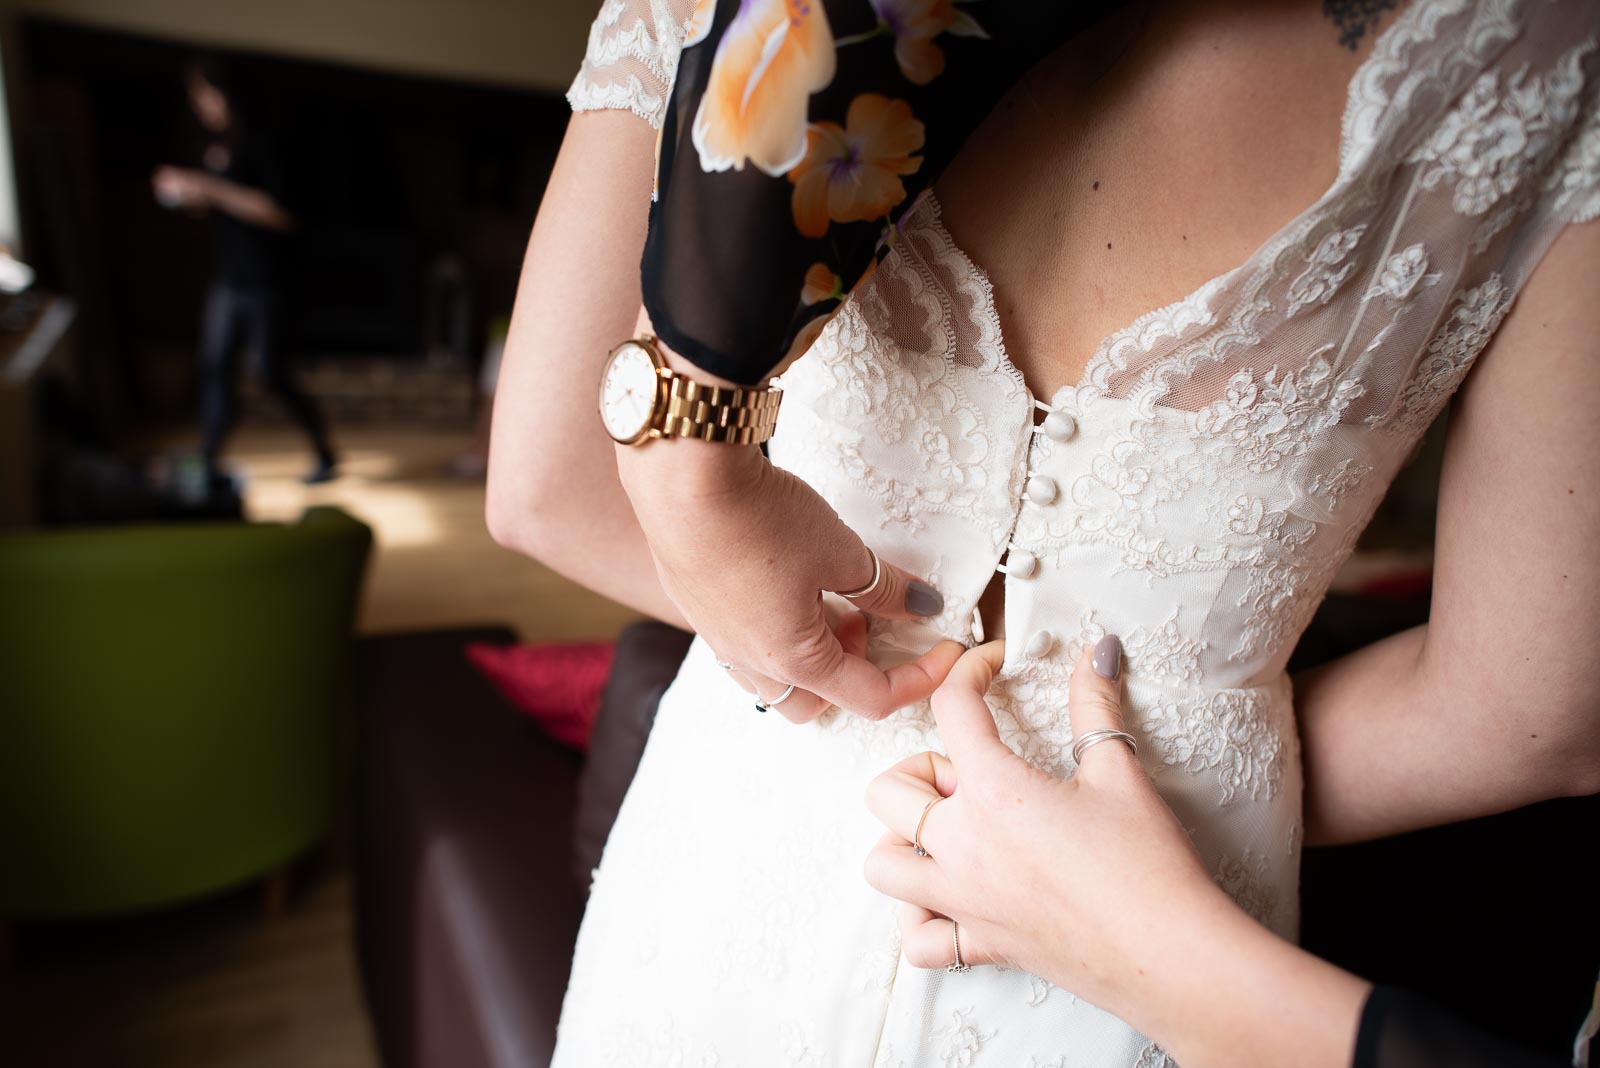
[913,795,944,858]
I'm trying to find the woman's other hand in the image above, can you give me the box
[614,325,961,724]
[863,638,1371,1068]
[152,166,210,212]
[863,638,1215,998]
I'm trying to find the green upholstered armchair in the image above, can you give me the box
[0,507,372,918]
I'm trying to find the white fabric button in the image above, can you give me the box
[1024,629,1055,659]
[1004,549,1038,578]
[1025,474,1058,505]
[1042,411,1077,441]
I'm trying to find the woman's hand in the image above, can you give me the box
[614,320,959,724]
[863,637,1218,988]
[152,166,210,212]
[863,637,1370,1068]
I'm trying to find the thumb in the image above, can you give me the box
[1067,635,1140,777]
[929,640,1012,768]
[823,537,944,622]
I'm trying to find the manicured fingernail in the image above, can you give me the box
[907,581,944,617]
[1092,634,1122,680]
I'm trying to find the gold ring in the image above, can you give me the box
[948,919,970,973]
[913,795,944,858]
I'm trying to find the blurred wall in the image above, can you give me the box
[0,0,598,93]
[0,45,17,247]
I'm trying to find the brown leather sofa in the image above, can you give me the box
[352,621,692,1068]
[352,605,1595,1066]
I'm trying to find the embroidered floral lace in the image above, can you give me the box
[559,0,1600,1065]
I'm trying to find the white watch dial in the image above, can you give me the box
[599,342,661,442]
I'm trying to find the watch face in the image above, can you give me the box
[599,341,662,443]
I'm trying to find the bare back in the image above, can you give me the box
[937,0,1407,399]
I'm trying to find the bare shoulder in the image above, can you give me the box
[935,0,1414,393]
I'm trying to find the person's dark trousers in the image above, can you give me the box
[199,282,334,476]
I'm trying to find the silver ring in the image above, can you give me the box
[754,683,797,714]
[1070,728,1138,766]
[947,920,971,974]
[835,546,882,601]
[715,659,735,671]
[912,795,943,858]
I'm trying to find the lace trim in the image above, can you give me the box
[566,73,674,128]
[566,0,695,130]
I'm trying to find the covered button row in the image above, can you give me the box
[1003,406,1075,578]
[1010,400,1078,654]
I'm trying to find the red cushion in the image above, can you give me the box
[464,641,616,751]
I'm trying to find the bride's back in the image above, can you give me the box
[938,0,1405,399]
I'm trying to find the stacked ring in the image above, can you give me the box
[1070,728,1138,766]
[948,920,971,974]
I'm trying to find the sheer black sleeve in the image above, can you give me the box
[641,0,1126,384]
[1354,987,1573,1068]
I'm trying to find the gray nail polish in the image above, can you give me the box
[1092,634,1122,680]
[906,581,944,617]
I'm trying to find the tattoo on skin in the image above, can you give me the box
[1323,0,1399,51]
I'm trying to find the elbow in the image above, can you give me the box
[485,470,545,560]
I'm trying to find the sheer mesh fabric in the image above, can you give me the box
[576,0,1128,383]
[1066,4,1600,433]
[1355,987,1572,1068]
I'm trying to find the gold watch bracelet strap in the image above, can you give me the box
[660,372,783,445]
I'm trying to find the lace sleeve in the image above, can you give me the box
[566,0,703,130]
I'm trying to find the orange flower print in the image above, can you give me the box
[684,0,717,46]
[864,0,987,85]
[787,93,924,238]
[692,0,837,177]
[801,262,842,305]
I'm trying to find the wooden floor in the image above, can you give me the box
[0,425,639,1068]
[235,425,642,641]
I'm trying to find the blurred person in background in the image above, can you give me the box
[153,56,337,488]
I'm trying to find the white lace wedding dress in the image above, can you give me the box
[554,1,1600,1064]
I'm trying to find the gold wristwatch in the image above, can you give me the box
[598,336,782,446]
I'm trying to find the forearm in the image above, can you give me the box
[199,175,293,231]
[1296,621,1596,846]
[486,112,685,628]
[1072,882,1368,1068]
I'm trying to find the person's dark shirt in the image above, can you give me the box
[205,133,290,292]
